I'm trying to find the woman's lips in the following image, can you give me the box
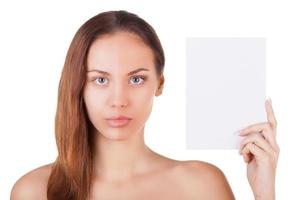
[105,119,132,128]
[107,116,132,120]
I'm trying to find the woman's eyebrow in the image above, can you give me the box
[86,67,150,76]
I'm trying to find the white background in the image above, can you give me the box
[0,0,299,199]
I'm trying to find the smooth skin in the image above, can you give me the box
[10,31,278,200]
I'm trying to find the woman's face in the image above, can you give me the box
[83,31,164,140]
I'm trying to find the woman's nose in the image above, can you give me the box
[110,83,129,108]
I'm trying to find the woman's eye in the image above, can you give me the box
[94,77,108,85]
[130,76,146,85]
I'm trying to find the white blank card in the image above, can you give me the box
[186,38,266,149]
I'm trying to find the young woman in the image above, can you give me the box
[10,10,279,200]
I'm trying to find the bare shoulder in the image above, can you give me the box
[10,163,53,200]
[173,160,235,200]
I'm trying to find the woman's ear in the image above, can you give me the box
[155,74,164,96]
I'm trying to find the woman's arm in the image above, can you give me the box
[239,98,280,200]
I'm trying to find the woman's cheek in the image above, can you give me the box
[133,91,155,122]
[83,89,106,127]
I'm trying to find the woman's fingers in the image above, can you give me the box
[241,142,267,162]
[239,132,277,159]
[241,141,279,166]
[239,98,279,151]
[239,122,269,135]
[239,122,277,150]
[265,99,277,130]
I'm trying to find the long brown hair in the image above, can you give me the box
[47,10,165,200]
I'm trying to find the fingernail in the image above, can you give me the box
[267,97,272,105]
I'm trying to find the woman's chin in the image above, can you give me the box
[98,128,134,141]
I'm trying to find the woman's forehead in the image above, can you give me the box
[86,32,155,72]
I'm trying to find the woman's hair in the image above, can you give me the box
[47,10,165,200]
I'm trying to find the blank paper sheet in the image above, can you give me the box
[186,38,266,149]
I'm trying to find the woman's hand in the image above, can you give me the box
[238,98,280,200]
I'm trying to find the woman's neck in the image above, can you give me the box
[91,126,157,183]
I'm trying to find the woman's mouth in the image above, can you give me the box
[105,116,132,128]
[105,119,132,128]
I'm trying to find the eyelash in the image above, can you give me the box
[92,75,147,86]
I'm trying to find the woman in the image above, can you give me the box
[10,10,279,200]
